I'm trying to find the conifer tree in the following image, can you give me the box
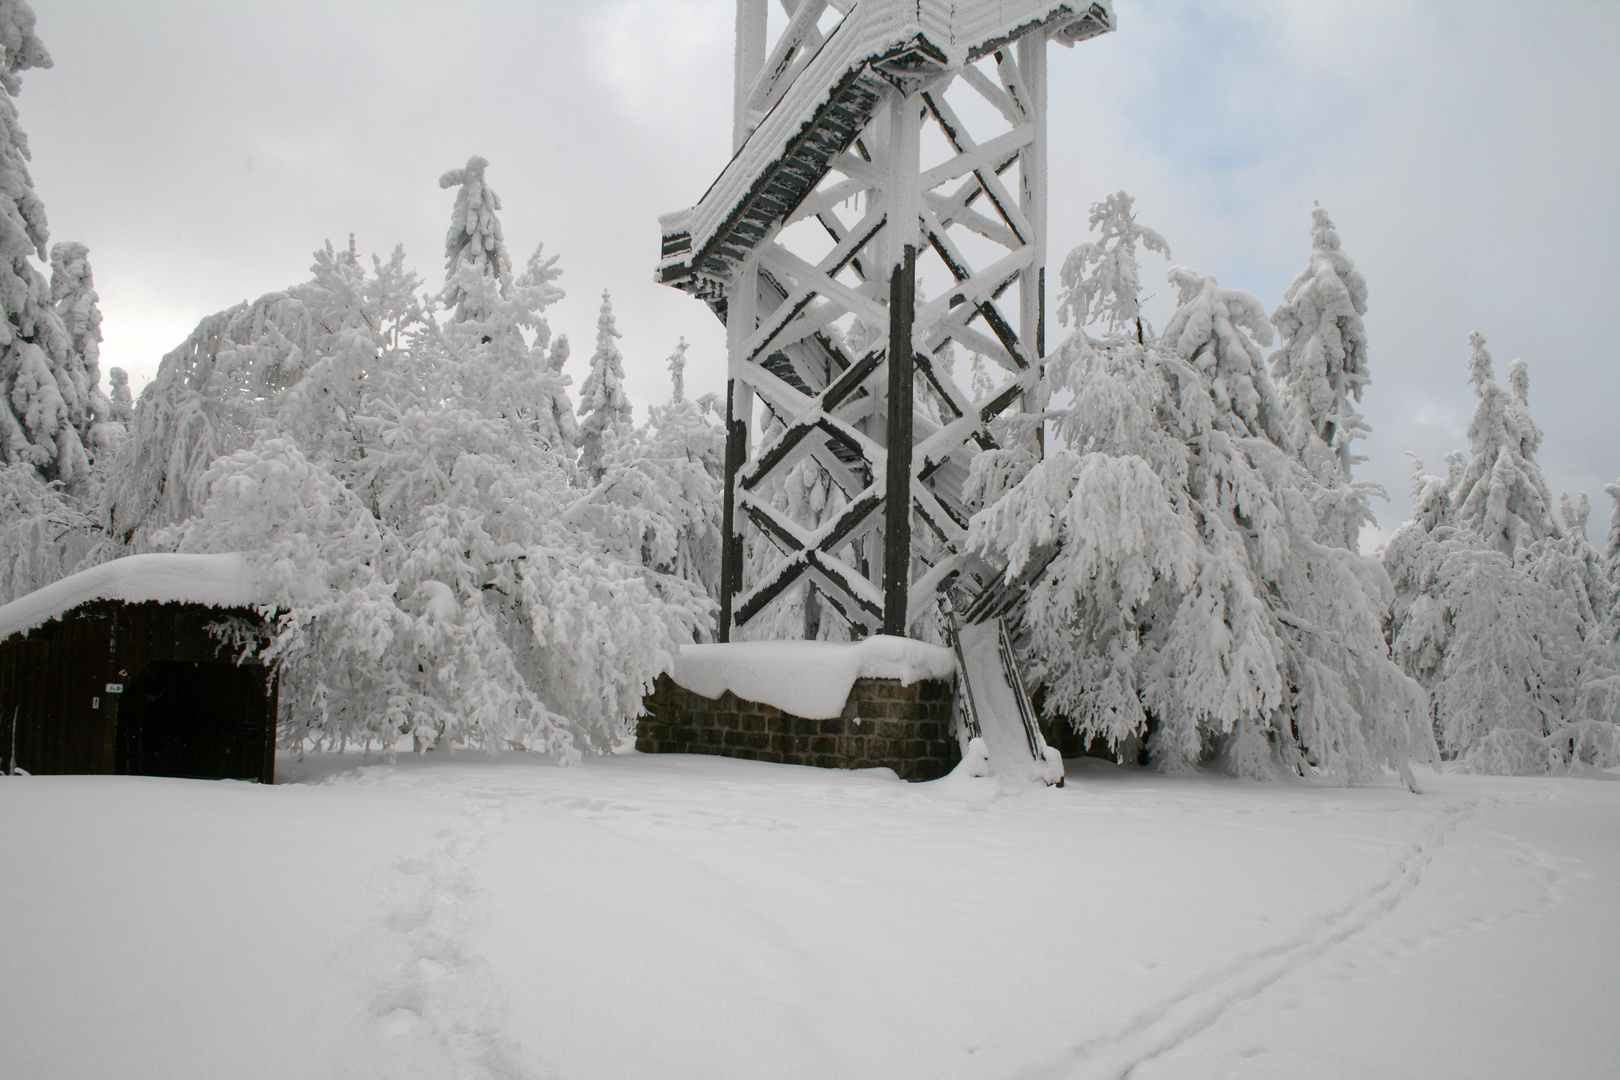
[1270,205,1371,476]
[49,241,115,459]
[1607,479,1620,631]
[575,290,632,482]
[1382,336,1618,773]
[0,2,86,488]
[1056,190,1169,344]
[666,336,688,404]
[968,199,1430,783]
[438,155,510,322]
[1160,265,1288,445]
[637,339,724,606]
[1448,332,1558,554]
[106,366,132,425]
[543,332,576,454]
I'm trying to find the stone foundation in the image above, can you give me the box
[637,673,960,782]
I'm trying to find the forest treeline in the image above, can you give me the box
[1,1,1614,775]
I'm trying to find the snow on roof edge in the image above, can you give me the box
[669,635,957,720]
[0,553,265,642]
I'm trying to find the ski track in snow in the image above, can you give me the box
[342,782,550,1080]
[1017,791,1532,1080]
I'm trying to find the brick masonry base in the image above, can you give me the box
[637,673,960,782]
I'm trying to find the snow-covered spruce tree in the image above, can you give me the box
[1447,332,1558,554]
[1382,340,1619,773]
[575,289,633,483]
[438,155,510,322]
[1383,510,1618,773]
[0,3,89,490]
[49,241,120,463]
[1607,478,1620,631]
[967,200,1431,783]
[1056,190,1169,344]
[1269,205,1381,548]
[543,331,576,456]
[106,366,131,425]
[630,339,724,606]
[1160,264,1291,448]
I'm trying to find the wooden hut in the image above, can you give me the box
[0,554,277,783]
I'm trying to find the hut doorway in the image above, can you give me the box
[115,661,273,782]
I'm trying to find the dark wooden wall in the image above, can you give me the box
[0,602,277,782]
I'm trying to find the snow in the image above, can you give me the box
[1,753,1615,1079]
[0,551,261,641]
[669,634,957,719]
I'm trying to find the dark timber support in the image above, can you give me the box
[719,378,747,642]
[883,246,916,637]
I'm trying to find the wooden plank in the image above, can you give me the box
[884,246,916,636]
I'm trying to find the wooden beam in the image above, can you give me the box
[884,244,915,637]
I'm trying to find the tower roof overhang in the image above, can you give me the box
[656,0,1114,316]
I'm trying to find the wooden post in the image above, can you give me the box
[884,247,916,637]
[733,0,768,152]
[883,91,921,637]
[1017,31,1048,458]
[720,378,742,642]
[720,258,758,642]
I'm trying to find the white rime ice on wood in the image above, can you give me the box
[967,195,1431,784]
[670,636,956,720]
[1382,336,1619,773]
[732,408,855,643]
[0,552,259,641]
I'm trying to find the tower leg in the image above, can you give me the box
[720,377,744,642]
[883,246,915,637]
[882,92,921,638]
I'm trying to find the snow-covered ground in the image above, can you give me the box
[2,752,1615,1080]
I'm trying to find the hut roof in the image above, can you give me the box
[0,554,263,642]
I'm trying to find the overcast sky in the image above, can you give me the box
[19,0,1620,547]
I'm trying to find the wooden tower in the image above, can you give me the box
[658,0,1115,641]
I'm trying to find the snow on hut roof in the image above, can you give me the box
[669,635,956,719]
[0,553,264,642]
[657,0,1114,306]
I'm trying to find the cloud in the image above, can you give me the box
[14,0,1618,541]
